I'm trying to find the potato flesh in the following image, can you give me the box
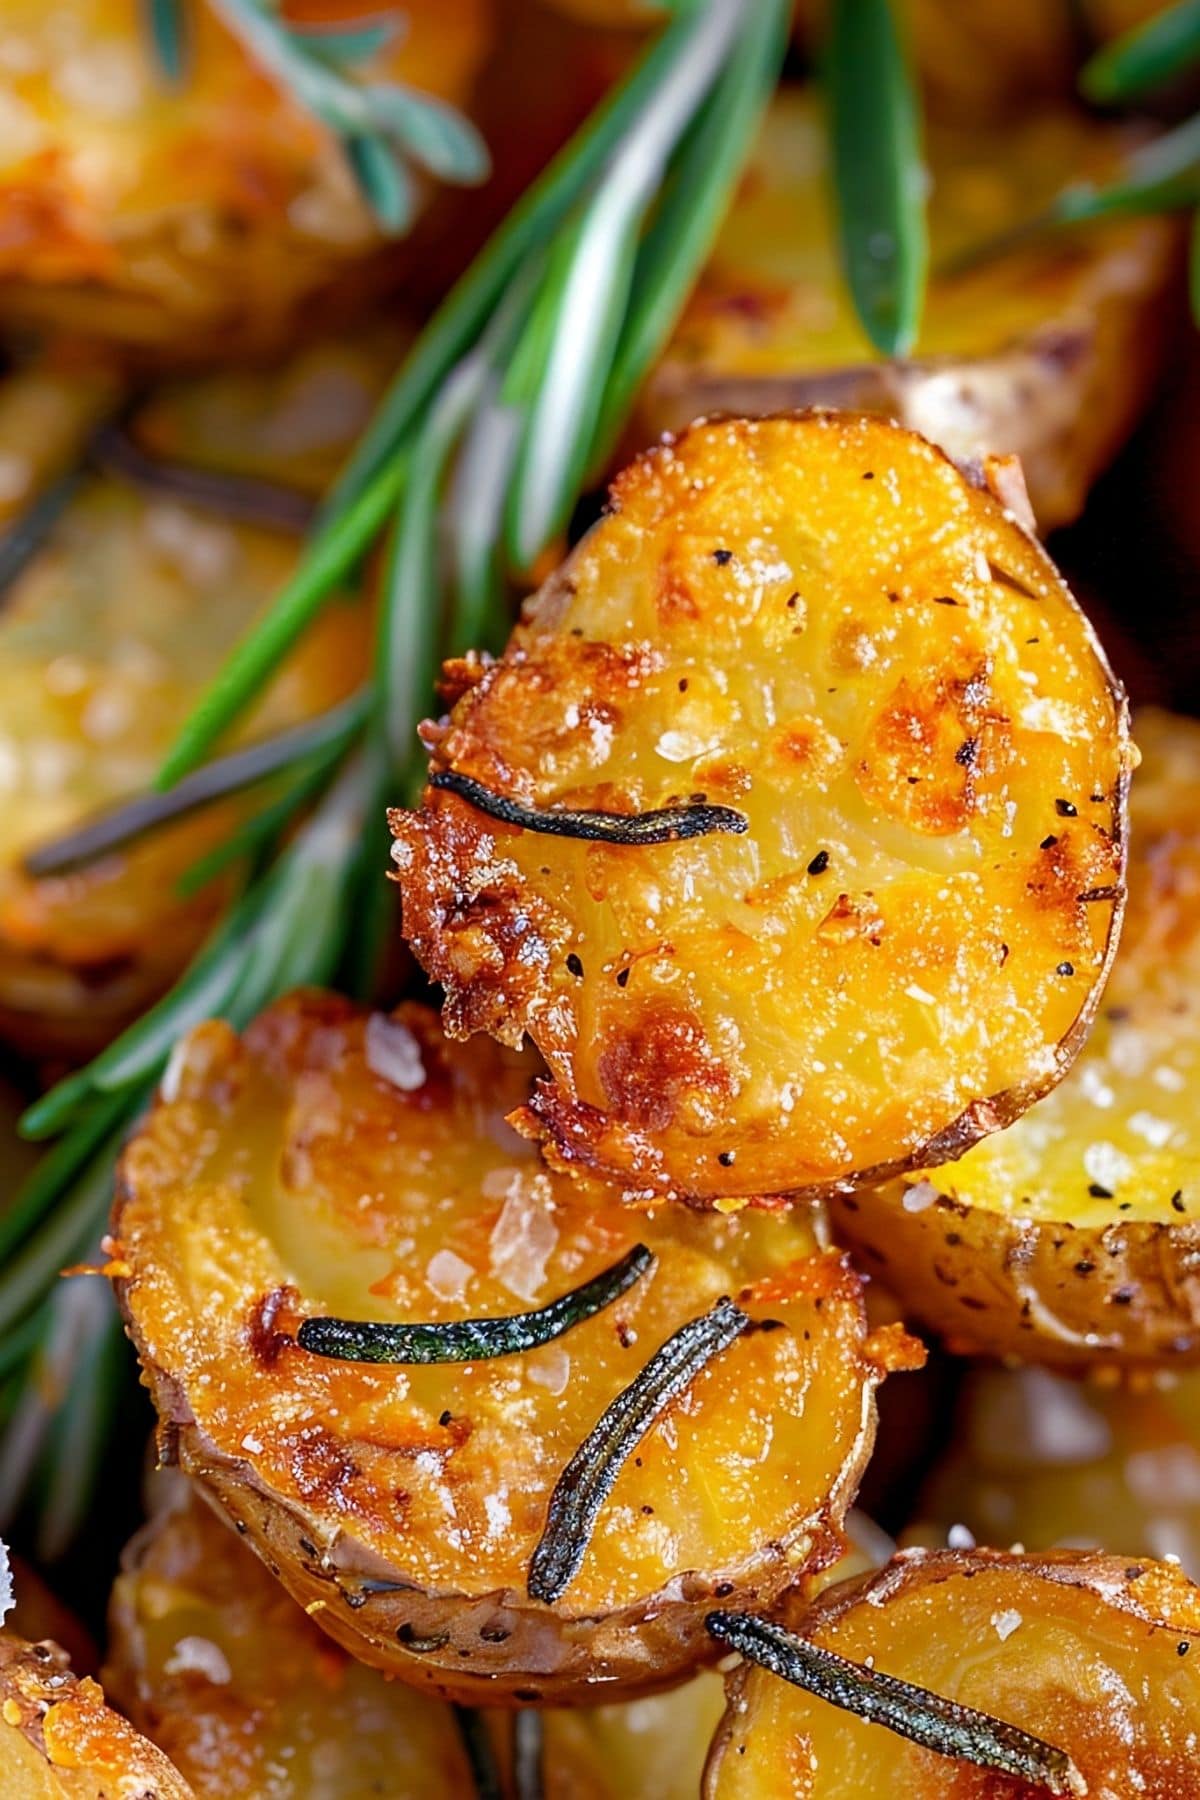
[0,0,489,348]
[707,1551,1200,1799]
[0,345,372,1051]
[114,993,901,1653]
[0,1632,192,1800]
[916,1364,1200,1580]
[106,1481,726,1800]
[884,711,1200,1233]
[107,1485,475,1799]
[394,414,1127,1202]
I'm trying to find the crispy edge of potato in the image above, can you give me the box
[703,1546,1200,1796]
[638,211,1179,536]
[395,414,1131,1206]
[119,1261,891,1708]
[109,989,910,1706]
[833,1183,1200,1367]
[0,1631,193,1800]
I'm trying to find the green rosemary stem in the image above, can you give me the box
[156,451,405,788]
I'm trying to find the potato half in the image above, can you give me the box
[0,1630,192,1800]
[393,412,1130,1205]
[914,1363,1200,1578]
[111,991,914,1703]
[705,1548,1200,1797]
[0,0,490,352]
[836,709,1200,1366]
[0,340,378,1060]
[637,92,1178,533]
[106,1475,726,1798]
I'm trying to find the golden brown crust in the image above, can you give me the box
[393,411,1130,1204]
[0,340,379,1061]
[705,1548,1200,1798]
[111,990,911,1704]
[637,93,1180,533]
[0,0,490,352]
[0,1630,193,1799]
[835,709,1200,1366]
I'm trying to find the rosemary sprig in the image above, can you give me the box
[826,0,928,357]
[3,0,788,1547]
[427,771,749,845]
[705,1611,1085,1796]
[149,0,490,231]
[527,1295,749,1605]
[453,1706,505,1800]
[1081,0,1200,103]
[92,420,315,533]
[297,1244,654,1364]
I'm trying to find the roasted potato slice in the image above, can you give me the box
[0,340,378,1060]
[0,1629,192,1800]
[111,991,914,1703]
[393,413,1130,1205]
[106,1475,726,1798]
[705,1548,1200,1797]
[914,1363,1200,1577]
[836,708,1200,1366]
[0,0,490,352]
[106,1478,479,1797]
[637,92,1179,533]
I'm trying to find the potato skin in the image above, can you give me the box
[637,93,1179,534]
[0,1631,193,1800]
[0,340,378,1061]
[0,0,490,352]
[111,991,913,1704]
[705,1548,1200,1798]
[835,709,1200,1367]
[393,412,1130,1204]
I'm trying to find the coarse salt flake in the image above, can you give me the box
[991,1609,1022,1642]
[426,1249,474,1303]
[164,1636,233,1685]
[902,1180,937,1213]
[365,1013,426,1092]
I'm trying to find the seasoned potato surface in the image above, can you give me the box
[706,1549,1200,1797]
[0,342,377,1058]
[0,1630,193,1799]
[639,93,1178,532]
[394,413,1129,1204]
[106,1477,726,1798]
[0,0,490,349]
[111,991,912,1702]
[837,709,1200,1364]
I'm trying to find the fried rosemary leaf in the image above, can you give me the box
[92,421,315,533]
[528,1295,750,1605]
[705,1612,1084,1797]
[429,771,748,845]
[298,1244,654,1364]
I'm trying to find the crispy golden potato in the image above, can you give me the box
[393,413,1130,1205]
[835,709,1200,1366]
[0,339,380,1060]
[106,1479,479,1797]
[638,92,1179,534]
[0,0,490,352]
[794,2,1172,120]
[0,1630,193,1800]
[914,1363,1200,1578]
[106,1475,726,1799]
[705,1548,1200,1798]
[111,991,914,1703]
